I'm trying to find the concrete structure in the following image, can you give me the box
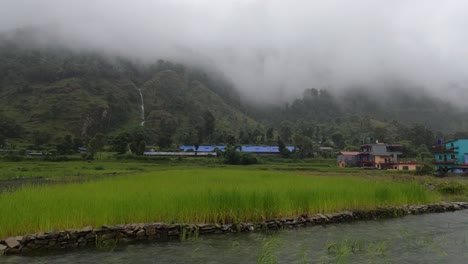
[359,144,403,169]
[392,162,420,171]
[432,139,468,173]
[337,152,361,167]
[337,143,420,171]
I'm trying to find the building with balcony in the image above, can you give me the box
[337,143,419,170]
[432,139,468,173]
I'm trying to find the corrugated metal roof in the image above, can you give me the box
[179,145,295,153]
[338,152,361,156]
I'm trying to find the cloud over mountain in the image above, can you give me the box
[1,0,468,102]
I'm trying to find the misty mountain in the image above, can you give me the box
[3,1,468,105]
[251,86,468,151]
[0,39,261,146]
[1,31,468,151]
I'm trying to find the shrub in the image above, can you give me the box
[81,152,94,161]
[3,154,24,162]
[436,182,466,195]
[223,146,257,165]
[240,153,258,165]
[43,155,70,162]
[223,146,241,165]
[414,164,434,176]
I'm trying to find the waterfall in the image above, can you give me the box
[137,88,145,126]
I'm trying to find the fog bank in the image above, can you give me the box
[1,0,468,103]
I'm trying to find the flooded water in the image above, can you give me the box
[4,210,468,263]
[0,177,50,193]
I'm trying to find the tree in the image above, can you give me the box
[32,130,51,148]
[399,140,418,158]
[266,127,274,142]
[408,124,435,148]
[146,110,178,149]
[278,121,293,143]
[0,115,23,139]
[56,135,75,155]
[331,133,345,150]
[293,133,314,159]
[448,132,468,141]
[416,144,431,162]
[277,137,290,158]
[238,130,251,144]
[222,145,257,165]
[88,133,106,159]
[129,140,146,155]
[225,134,236,146]
[0,134,5,148]
[203,110,215,143]
[223,145,241,164]
[303,88,319,98]
[373,126,388,143]
[112,131,131,154]
[73,137,84,150]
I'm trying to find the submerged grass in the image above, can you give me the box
[0,168,440,238]
[0,161,138,180]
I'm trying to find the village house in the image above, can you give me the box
[337,152,361,167]
[337,143,420,171]
[432,139,468,173]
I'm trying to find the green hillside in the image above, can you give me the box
[0,40,261,147]
[1,31,468,155]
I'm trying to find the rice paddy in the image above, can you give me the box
[0,167,440,239]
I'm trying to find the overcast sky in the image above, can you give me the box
[1,0,468,103]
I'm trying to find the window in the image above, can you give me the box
[403,166,409,170]
[439,155,443,160]
[451,154,455,160]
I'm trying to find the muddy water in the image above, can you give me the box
[4,210,468,263]
[0,177,50,192]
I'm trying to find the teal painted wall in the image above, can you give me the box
[447,139,468,164]
[434,139,468,170]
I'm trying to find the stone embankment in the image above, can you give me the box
[1,202,467,255]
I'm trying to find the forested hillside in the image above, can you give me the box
[0,34,261,149]
[1,31,468,156]
[252,86,468,156]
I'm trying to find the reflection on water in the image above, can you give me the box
[4,210,468,263]
[0,177,50,193]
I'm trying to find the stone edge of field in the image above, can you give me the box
[1,202,467,256]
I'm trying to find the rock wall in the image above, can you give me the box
[1,202,467,255]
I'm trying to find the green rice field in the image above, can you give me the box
[0,168,440,238]
[0,158,400,181]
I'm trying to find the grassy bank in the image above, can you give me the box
[0,168,440,238]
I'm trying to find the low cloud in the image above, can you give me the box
[1,0,468,103]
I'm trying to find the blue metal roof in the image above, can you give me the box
[179,145,295,153]
[179,145,226,152]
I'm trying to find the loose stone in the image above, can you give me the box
[4,237,20,248]
[80,226,93,232]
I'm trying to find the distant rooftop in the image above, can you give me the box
[338,152,361,156]
[360,143,401,147]
[179,145,295,153]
